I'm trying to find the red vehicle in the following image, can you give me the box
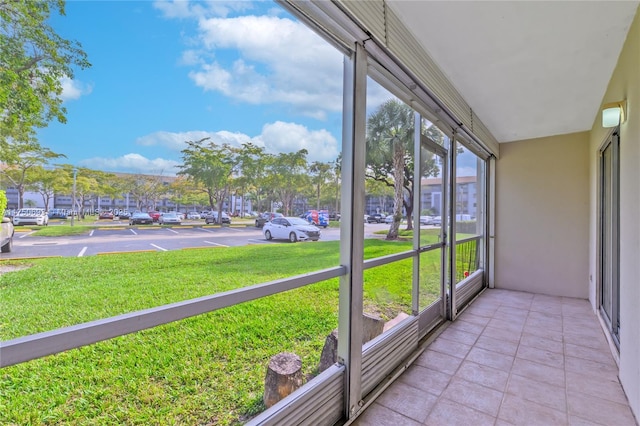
[148,211,161,222]
[98,211,114,220]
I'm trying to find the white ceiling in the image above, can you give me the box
[387,1,639,143]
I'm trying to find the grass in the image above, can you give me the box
[0,239,441,425]
[27,225,95,237]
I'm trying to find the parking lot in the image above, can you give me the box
[4,224,349,259]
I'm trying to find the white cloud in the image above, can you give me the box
[79,121,337,175]
[60,77,93,101]
[135,130,231,150]
[191,15,343,118]
[179,49,203,66]
[156,6,343,120]
[255,122,339,162]
[79,154,180,174]
[153,0,254,20]
[136,121,339,163]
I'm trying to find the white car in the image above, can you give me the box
[159,212,182,225]
[1,217,14,252]
[186,211,201,220]
[12,208,49,226]
[263,217,321,242]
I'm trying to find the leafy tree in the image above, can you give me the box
[330,158,341,215]
[309,161,333,210]
[264,150,309,216]
[178,138,238,223]
[234,143,267,215]
[0,0,90,143]
[365,99,441,239]
[366,99,413,239]
[166,176,201,212]
[0,139,65,208]
[366,178,394,214]
[27,165,68,209]
[118,173,167,212]
[0,189,7,216]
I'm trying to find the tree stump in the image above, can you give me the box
[316,313,386,374]
[263,352,303,408]
[318,329,339,373]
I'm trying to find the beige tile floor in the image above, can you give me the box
[353,289,638,426]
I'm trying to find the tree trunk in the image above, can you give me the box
[263,352,303,408]
[404,185,414,231]
[387,138,405,240]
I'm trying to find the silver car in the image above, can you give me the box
[159,212,182,225]
[263,217,321,242]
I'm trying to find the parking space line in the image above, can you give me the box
[166,228,179,234]
[247,239,268,244]
[78,247,88,257]
[130,229,137,235]
[204,240,229,247]
[227,227,242,232]
[19,231,35,239]
[150,243,168,251]
[89,230,94,237]
[197,228,215,233]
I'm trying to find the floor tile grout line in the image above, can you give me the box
[419,300,496,424]
[496,298,527,425]
[366,291,631,426]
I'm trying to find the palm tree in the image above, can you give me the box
[366,99,414,240]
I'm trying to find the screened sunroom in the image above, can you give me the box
[2,1,639,425]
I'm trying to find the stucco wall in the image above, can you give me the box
[495,132,590,298]
[589,8,640,420]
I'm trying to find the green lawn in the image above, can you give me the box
[0,239,444,425]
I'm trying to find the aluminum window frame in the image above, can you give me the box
[3,2,498,424]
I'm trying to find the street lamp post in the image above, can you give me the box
[71,168,77,226]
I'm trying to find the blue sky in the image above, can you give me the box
[40,0,347,175]
[39,0,478,177]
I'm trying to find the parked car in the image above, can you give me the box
[384,215,395,224]
[117,211,131,220]
[255,212,283,228]
[366,213,384,223]
[1,216,14,253]
[48,209,68,219]
[419,216,430,225]
[159,211,182,225]
[205,211,231,224]
[99,211,114,220]
[186,211,201,220]
[426,216,442,226]
[263,217,321,242]
[129,212,153,225]
[12,208,48,226]
[147,211,161,222]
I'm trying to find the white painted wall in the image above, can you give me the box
[589,9,640,420]
[495,132,590,298]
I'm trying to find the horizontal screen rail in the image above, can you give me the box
[455,235,481,245]
[363,250,415,270]
[419,242,445,253]
[1,266,346,368]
